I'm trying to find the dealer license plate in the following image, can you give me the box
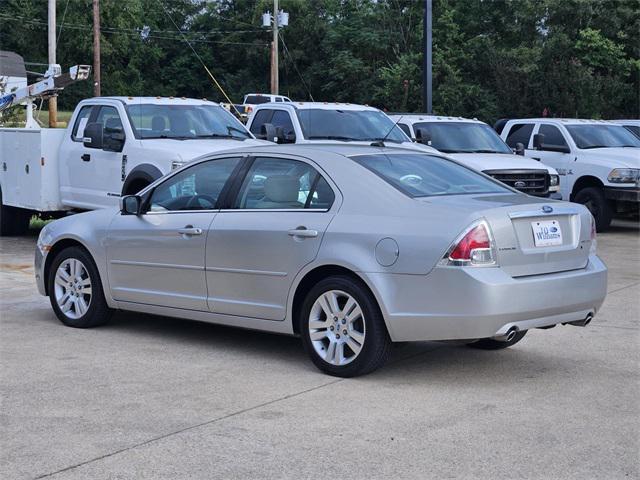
[531,220,563,247]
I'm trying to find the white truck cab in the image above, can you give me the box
[391,114,561,198]
[499,118,640,230]
[245,102,436,153]
[0,96,266,234]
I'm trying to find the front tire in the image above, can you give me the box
[466,330,527,350]
[48,246,112,328]
[573,187,613,232]
[300,276,391,377]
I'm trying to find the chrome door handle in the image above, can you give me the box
[178,226,203,236]
[288,228,318,238]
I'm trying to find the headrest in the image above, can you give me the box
[105,117,122,131]
[151,116,166,131]
[264,175,300,203]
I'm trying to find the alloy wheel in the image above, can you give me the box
[308,290,366,366]
[54,258,92,320]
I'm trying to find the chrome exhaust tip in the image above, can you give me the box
[568,312,594,327]
[493,326,518,342]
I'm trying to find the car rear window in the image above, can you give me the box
[245,95,271,105]
[351,153,510,197]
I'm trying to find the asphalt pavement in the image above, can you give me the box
[1,220,638,479]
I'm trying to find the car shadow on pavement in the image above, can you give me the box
[100,310,557,382]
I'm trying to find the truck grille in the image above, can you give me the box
[483,169,549,196]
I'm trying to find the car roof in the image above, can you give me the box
[506,118,616,126]
[92,96,219,106]
[205,143,445,160]
[389,114,485,125]
[254,102,379,112]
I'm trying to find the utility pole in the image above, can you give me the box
[423,0,433,113]
[271,0,279,95]
[47,0,57,127]
[93,0,101,97]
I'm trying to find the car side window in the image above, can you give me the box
[271,110,295,134]
[539,124,568,147]
[505,123,534,148]
[234,157,334,210]
[148,157,241,212]
[249,110,272,135]
[71,105,93,141]
[398,123,412,137]
[275,98,283,102]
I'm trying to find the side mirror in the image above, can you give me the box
[120,195,141,215]
[514,142,525,156]
[532,133,545,150]
[104,131,125,152]
[275,126,296,144]
[260,123,277,143]
[415,128,431,146]
[83,122,103,149]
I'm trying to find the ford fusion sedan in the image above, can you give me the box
[35,145,608,377]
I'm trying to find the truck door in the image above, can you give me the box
[529,124,573,200]
[71,105,127,209]
[58,104,93,207]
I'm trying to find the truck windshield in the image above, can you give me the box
[126,104,252,140]
[297,109,409,143]
[351,153,510,197]
[566,124,640,149]
[412,122,512,154]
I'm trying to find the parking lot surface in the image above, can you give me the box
[1,221,638,479]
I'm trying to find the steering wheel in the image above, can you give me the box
[186,194,217,209]
[399,174,423,187]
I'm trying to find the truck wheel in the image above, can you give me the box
[123,179,150,196]
[0,191,31,236]
[574,187,613,231]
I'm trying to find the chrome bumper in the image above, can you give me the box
[367,255,608,342]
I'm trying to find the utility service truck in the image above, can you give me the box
[0,96,267,235]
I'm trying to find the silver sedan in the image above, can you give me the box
[35,145,608,377]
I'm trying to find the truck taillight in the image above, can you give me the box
[440,220,497,267]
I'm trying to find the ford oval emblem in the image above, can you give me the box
[514,181,527,188]
[542,205,553,213]
[550,226,558,232]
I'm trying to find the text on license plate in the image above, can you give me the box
[531,220,563,247]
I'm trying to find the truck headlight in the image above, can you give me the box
[607,168,640,184]
[171,160,185,170]
[549,174,560,191]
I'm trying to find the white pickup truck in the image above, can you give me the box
[499,118,640,230]
[390,114,561,199]
[245,102,436,153]
[0,96,266,235]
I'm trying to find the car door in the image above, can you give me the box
[106,157,242,311]
[530,124,573,199]
[205,155,338,320]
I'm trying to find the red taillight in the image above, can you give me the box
[442,220,496,266]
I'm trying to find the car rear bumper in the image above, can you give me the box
[366,255,607,342]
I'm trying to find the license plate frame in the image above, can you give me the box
[531,219,563,247]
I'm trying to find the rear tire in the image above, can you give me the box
[573,187,613,232]
[47,246,112,328]
[467,330,527,350]
[0,189,31,236]
[300,275,392,377]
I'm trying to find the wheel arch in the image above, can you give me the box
[289,263,389,337]
[570,175,604,201]
[122,164,163,196]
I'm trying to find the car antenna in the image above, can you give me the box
[371,114,404,147]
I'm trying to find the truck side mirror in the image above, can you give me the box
[275,126,296,144]
[532,133,545,150]
[120,195,141,215]
[261,123,277,143]
[415,128,431,145]
[104,131,125,152]
[83,122,103,149]
[514,142,525,156]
